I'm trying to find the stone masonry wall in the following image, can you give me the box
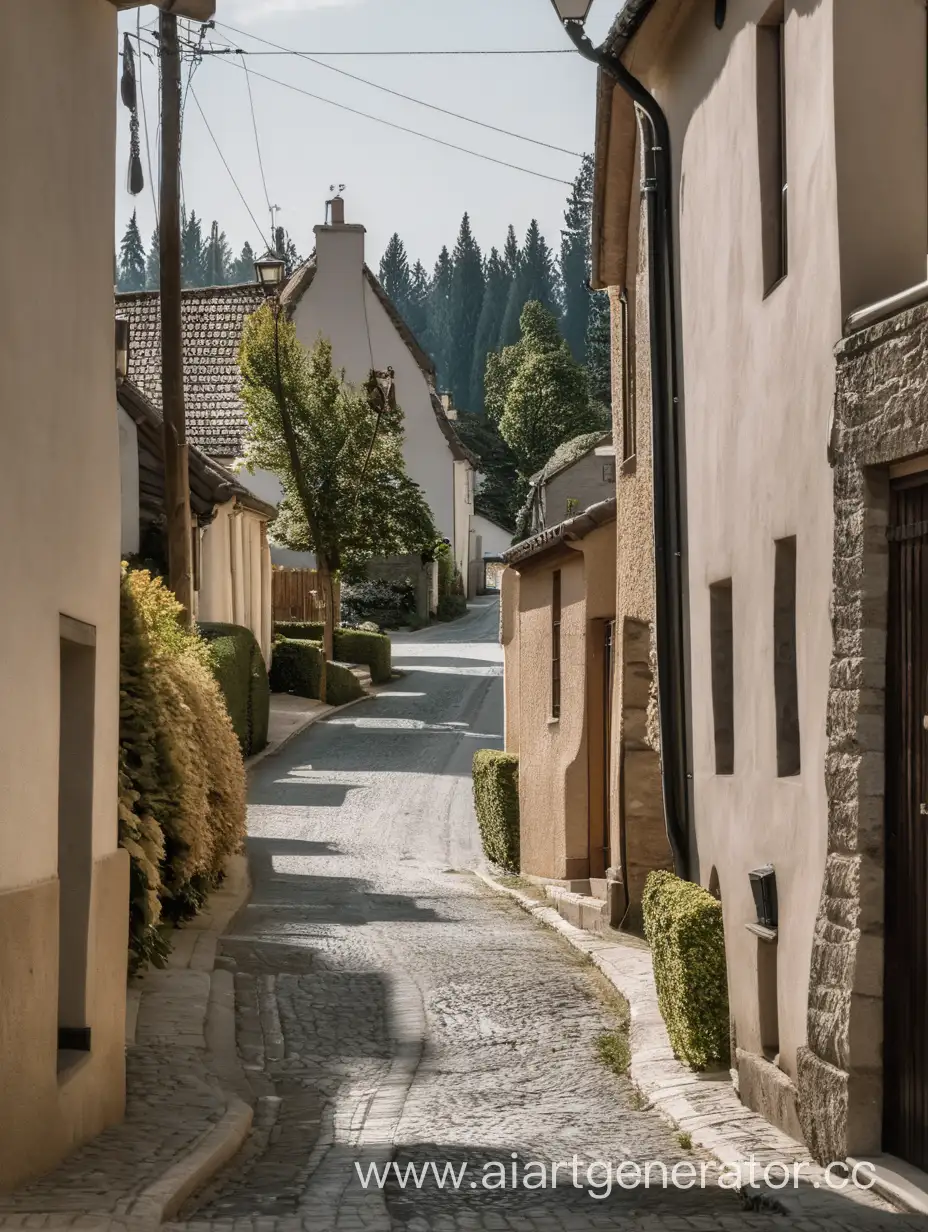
[798,299,928,1162]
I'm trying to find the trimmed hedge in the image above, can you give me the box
[269,637,323,698]
[472,750,520,872]
[198,622,270,758]
[269,637,365,705]
[275,624,392,685]
[642,870,730,1071]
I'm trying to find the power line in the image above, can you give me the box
[137,10,159,226]
[188,86,268,246]
[194,52,575,187]
[241,52,274,245]
[212,21,582,158]
[189,47,573,56]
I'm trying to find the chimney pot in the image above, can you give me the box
[329,195,345,226]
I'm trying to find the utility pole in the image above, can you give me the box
[159,12,195,624]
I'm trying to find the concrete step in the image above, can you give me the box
[544,885,611,936]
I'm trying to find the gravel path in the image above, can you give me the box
[171,598,912,1232]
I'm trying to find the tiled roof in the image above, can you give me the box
[116,283,265,457]
[503,497,617,568]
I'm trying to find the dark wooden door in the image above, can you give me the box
[885,475,928,1169]
[603,620,615,872]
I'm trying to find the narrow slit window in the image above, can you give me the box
[709,580,735,775]
[620,289,636,461]
[551,570,562,720]
[757,3,787,293]
[774,536,800,776]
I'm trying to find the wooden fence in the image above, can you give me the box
[272,568,341,626]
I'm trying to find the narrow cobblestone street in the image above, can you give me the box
[159,598,920,1232]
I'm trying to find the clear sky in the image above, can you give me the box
[116,0,617,275]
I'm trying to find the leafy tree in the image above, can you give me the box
[203,220,232,287]
[561,154,595,363]
[487,301,604,478]
[499,220,559,347]
[455,409,523,532]
[231,241,257,284]
[146,228,161,290]
[425,246,454,390]
[117,211,147,292]
[238,311,436,691]
[469,248,511,416]
[586,290,612,409]
[407,260,430,341]
[379,233,413,316]
[447,213,485,411]
[181,211,207,287]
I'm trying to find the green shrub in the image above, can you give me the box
[472,750,520,871]
[326,661,365,705]
[642,870,730,1071]
[437,593,468,622]
[274,624,392,684]
[120,570,247,968]
[341,577,417,627]
[269,637,323,698]
[198,622,270,758]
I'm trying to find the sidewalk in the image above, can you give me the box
[476,871,921,1226]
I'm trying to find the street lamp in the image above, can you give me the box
[550,0,594,22]
[254,255,286,298]
[115,317,130,384]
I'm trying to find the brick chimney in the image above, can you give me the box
[329,194,345,225]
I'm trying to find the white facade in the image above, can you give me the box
[472,513,513,558]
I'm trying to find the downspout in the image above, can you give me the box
[562,20,690,878]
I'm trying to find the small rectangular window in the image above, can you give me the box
[551,570,562,720]
[709,579,735,775]
[757,4,787,293]
[774,536,800,776]
[620,290,636,460]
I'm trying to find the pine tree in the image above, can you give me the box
[561,154,595,363]
[425,246,454,390]
[181,211,206,287]
[274,226,303,277]
[203,220,233,287]
[469,248,511,415]
[447,214,485,411]
[502,224,521,285]
[146,229,160,290]
[406,261,430,341]
[379,234,413,320]
[117,211,147,293]
[231,241,257,284]
[499,220,559,347]
[586,290,612,409]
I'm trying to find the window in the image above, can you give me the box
[57,617,96,1063]
[709,579,735,775]
[620,289,636,460]
[774,536,800,776]
[551,570,562,720]
[757,2,787,293]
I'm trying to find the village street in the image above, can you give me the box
[151,598,907,1232]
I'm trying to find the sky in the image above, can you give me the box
[116,0,617,274]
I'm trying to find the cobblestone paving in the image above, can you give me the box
[161,599,928,1232]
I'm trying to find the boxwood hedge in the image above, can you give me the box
[269,638,365,706]
[275,624,392,684]
[198,622,270,758]
[472,750,520,872]
[642,870,730,1071]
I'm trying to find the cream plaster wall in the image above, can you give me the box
[117,406,140,557]
[291,223,458,558]
[634,0,927,1106]
[472,515,513,558]
[199,503,271,664]
[0,0,128,1187]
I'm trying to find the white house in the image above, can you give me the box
[117,380,276,663]
[280,196,478,592]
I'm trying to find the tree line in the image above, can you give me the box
[116,212,302,293]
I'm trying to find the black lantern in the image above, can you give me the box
[254,255,286,297]
[749,866,778,929]
[550,0,595,20]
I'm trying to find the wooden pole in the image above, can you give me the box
[159,12,194,624]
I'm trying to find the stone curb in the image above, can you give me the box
[126,1096,253,1227]
[473,870,899,1219]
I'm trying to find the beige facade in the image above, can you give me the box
[197,503,273,664]
[592,0,928,1159]
[0,0,130,1189]
[501,503,616,884]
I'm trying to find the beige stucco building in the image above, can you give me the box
[590,0,928,1167]
[501,501,616,891]
[0,0,211,1192]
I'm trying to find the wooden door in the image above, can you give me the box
[603,620,615,873]
[885,475,928,1169]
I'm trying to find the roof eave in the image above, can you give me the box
[503,497,617,569]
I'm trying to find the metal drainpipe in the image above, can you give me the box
[562,21,690,878]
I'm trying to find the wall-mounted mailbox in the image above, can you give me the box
[749,865,778,929]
